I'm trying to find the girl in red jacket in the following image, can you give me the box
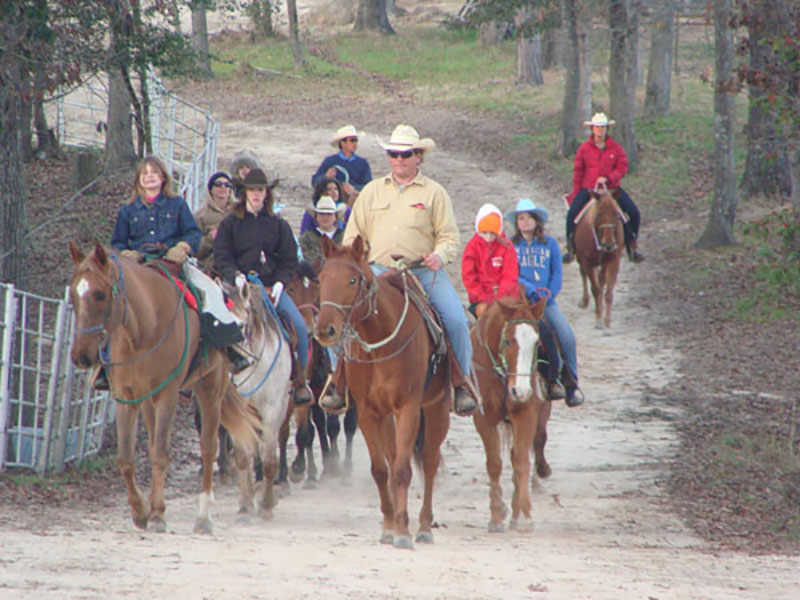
[461,203,520,318]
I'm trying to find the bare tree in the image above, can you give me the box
[609,0,639,171]
[355,0,395,34]
[191,0,214,79]
[246,0,276,38]
[557,0,580,157]
[576,0,592,125]
[515,7,543,86]
[286,0,306,67]
[541,26,560,70]
[696,0,737,248]
[644,0,676,118]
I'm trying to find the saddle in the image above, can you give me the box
[573,196,629,225]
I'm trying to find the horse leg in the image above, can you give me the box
[323,412,343,479]
[258,427,280,518]
[589,267,604,328]
[311,404,331,462]
[473,410,506,533]
[603,260,621,329]
[357,411,395,545]
[508,405,537,533]
[114,404,148,530]
[343,405,358,479]
[578,263,591,310]
[533,399,552,480]
[145,393,179,534]
[233,438,256,518]
[193,383,222,535]
[390,406,420,550]
[277,409,290,487]
[416,399,449,544]
[290,405,309,483]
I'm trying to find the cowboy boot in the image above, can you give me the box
[562,232,575,264]
[547,381,566,401]
[628,238,645,263]
[290,350,313,405]
[319,360,346,412]
[562,369,584,407]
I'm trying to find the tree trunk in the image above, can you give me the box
[248,0,275,39]
[516,33,544,86]
[609,0,639,171]
[644,0,676,118]
[191,1,213,79]
[790,148,800,256]
[354,0,395,34]
[557,0,580,158]
[479,21,503,46]
[20,69,34,162]
[740,0,792,198]
[577,2,592,127]
[105,66,138,172]
[33,69,57,156]
[696,0,737,248]
[542,27,560,70]
[0,58,29,286]
[286,0,306,67]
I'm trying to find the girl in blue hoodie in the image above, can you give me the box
[506,198,583,407]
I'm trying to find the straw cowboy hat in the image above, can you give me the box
[504,198,550,225]
[377,124,436,153]
[330,125,365,148]
[583,112,616,127]
[306,195,347,218]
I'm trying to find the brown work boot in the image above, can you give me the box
[562,233,575,264]
[453,385,478,416]
[547,381,566,401]
[628,239,645,263]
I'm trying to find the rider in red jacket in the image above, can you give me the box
[563,113,644,264]
[461,203,519,318]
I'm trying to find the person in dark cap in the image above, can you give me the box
[194,171,234,272]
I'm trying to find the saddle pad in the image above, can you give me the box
[150,262,235,313]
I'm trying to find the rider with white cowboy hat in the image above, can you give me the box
[299,195,346,266]
[310,124,373,201]
[322,124,480,416]
[563,112,644,264]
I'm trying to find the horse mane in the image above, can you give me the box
[246,285,280,341]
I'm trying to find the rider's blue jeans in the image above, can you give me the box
[371,264,472,376]
[543,301,578,385]
[276,292,308,369]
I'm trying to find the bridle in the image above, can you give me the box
[590,182,624,254]
[474,317,541,382]
[319,258,417,363]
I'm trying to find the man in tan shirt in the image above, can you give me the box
[320,124,478,415]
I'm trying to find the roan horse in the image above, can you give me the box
[68,244,260,534]
[471,297,552,533]
[574,186,626,328]
[285,260,358,485]
[314,236,450,549]
[223,278,293,519]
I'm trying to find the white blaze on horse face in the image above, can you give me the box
[75,278,90,298]
[511,323,538,401]
[303,276,310,289]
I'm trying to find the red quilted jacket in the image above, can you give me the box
[566,135,628,205]
[461,233,520,305]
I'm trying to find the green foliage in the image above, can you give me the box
[463,0,561,37]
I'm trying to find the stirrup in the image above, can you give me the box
[453,385,478,416]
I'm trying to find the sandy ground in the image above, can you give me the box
[1,118,799,599]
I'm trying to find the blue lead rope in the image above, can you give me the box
[236,273,289,398]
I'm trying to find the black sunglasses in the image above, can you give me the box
[387,150,414,159]
[213,181,233,189]
[343,137,358,143]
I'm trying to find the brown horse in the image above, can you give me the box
[314,236,451,549]
[68,243,260,534]
[574,187,625,328]
[471,297,552,533]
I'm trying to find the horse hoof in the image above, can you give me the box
[393,535,414,550]
[235,513,255,526]
[509,518,534,533]
[379,531,394,545]
[289,469,305,484]
[415,531,434,544]
[148,516,167,534]
[193,518,213,535]
[275,483,291,499]
[132,515,148,531]
[488,521,505,534]
[303,479,318,490]
[536,462,552,479]
[258,508,274,521]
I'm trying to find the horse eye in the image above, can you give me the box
[93,291,106,302]
[349,277,357,285]
[287,287,295,294]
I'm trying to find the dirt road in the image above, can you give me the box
[1,117,798,599]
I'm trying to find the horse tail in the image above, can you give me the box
[220,384,262,453]
[413,408,425,471]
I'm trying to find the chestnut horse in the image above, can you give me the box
[314,236,450,549]
[68,244,260,534]
[286,260,358,485]
[471,297,552,533]
[574,187,626,328]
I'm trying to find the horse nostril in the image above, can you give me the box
[326,325,336,338]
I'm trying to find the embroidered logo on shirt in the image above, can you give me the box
[491,256,503,269]
[410,202,426,210]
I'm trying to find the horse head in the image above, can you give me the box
[485,296,545,404]
[314,235,373,347]
[287,259,321,330]
[592,189,624,254]
[68,242,122,369]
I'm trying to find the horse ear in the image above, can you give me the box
[93,244,108,267]
[321,235,334,259]
[311,256,323,275]
[530,297,547,321]
[351,235,365,260]
[68,242,85,266]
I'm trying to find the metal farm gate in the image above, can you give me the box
[0,284,112,474]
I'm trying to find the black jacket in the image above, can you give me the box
[213,208,298,286]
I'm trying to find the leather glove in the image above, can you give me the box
[165,241,191,264]
[270,281,284,304]
[120,249,143,262]
[235,273,247,292]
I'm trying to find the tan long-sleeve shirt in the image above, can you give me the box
[342,172,460,267]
